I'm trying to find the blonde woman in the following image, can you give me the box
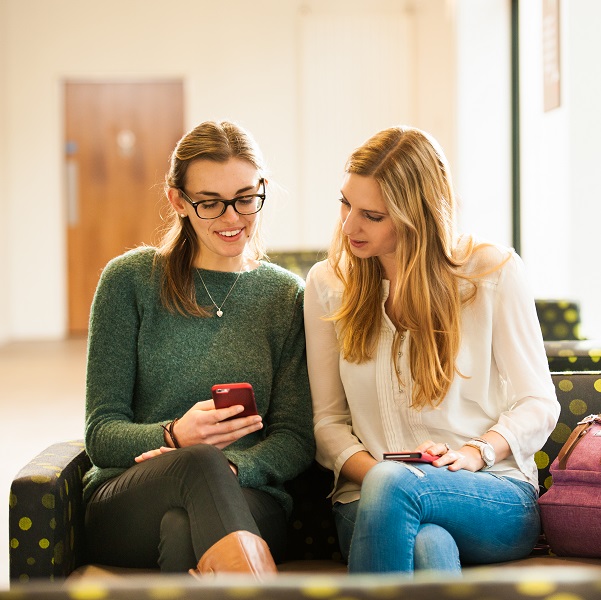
[304,126,559,573]
[84,121,314,577]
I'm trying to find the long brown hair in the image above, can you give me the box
[156,121,266,316]
[330,126,494,409]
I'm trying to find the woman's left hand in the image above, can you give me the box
[415,440,484,472]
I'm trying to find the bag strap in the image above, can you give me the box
[557,414,601,470]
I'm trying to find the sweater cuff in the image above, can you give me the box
[222,450,253,487]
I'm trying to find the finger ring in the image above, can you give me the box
[444,443,451,452]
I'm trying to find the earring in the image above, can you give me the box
[180,213,186,218]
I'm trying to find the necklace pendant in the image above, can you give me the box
[198,270,241,320]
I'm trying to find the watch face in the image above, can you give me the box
[482,446,495,465]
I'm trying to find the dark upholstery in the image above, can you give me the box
[535,299,583,341]
[267,250,326,279]
[10,370,601,583]
[8,441,91,582]
[544,340,601,372]
[284,463,341,561]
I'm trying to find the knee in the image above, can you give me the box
[414,524,460,572]
[362,461,410,502]
[159,508,197,572]
[160,507,190,538]
[179,443,225,463]
[167,444,231,482]
[414,523,456,557]
[363,459,397,484]
[360,461,427,518]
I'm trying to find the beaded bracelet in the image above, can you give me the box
[161,418,181,448]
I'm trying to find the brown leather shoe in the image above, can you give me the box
[189,530,277,580]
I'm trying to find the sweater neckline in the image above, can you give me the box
[195,262,265,276]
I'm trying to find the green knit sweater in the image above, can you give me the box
[83,247,315,515]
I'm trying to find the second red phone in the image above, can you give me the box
[211,383,258,420]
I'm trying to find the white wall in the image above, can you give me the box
[568,0,601,338]
[519,1,571,298]
[297,1,418,249]
[454,0,512,247]
[3,0,305,340]
[0,0,9,345]
[518,1,601,338]
[3,0,592,342]
[3,0,451,341]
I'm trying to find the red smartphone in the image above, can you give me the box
[211,383,258,420]
[383,451,437,463]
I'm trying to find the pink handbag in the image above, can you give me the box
[538,414,601,557]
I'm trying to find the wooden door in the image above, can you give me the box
[65,81,184,334]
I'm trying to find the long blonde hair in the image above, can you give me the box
[330,126,481,409]
[156,120,266,316]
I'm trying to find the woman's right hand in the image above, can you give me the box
[172,399,263,449]
[135,446,176,462]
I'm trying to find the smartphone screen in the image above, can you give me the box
[211,383,258,420]
[383,451,437,463]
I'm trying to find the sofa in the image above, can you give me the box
[533,298,601,371]
[9,370,601,589]
[3,566,601,600]
[544,339,601,372]
[534,299,583,341]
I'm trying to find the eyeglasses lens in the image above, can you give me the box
[195,195,263,219]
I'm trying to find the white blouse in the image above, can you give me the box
[304,242,560,504]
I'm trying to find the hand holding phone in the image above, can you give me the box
[211,383,258,421]
[383,451,437,463]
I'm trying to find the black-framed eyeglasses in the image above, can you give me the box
[179,179,266,220]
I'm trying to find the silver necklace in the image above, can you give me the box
[198,271,242,317]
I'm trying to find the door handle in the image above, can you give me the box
[66,159,79,226]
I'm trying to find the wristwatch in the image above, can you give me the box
[465,438,495,469]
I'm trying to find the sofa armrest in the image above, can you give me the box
[9,440,91,582]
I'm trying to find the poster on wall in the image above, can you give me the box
[543,0,560,111]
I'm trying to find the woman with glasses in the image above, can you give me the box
[83,120,314,577]
[304,126,559,573]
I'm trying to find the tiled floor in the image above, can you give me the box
[0,338,87,590]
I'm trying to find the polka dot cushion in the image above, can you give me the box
[535,299,583,341]
[545,340,601,372]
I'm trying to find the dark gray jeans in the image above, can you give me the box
[85,444,287,571]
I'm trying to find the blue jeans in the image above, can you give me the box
[333,461,541,574]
